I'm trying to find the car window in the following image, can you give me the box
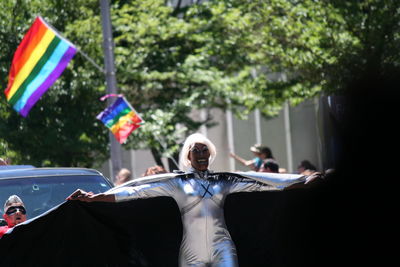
[0,175,112,219]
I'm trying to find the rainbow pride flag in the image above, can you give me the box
[4,16,77,117]
[97,95,143,144]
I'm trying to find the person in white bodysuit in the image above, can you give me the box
[67,133,322,267]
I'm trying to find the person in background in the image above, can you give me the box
[0,195,27,238]
[297,160,317,175]
[0,158,8,166]
[230,145,274,171]
[114,168,132,186]
[259,159,280,173]
[278,167,288,173]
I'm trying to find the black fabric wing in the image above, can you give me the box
[0,198,182,267]
[0,170,347,267]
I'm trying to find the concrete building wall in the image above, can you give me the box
[229,99,321,173]
[259,109,288,171]
[289,99,320,173]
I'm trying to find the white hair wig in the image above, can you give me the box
[179,133,217,168]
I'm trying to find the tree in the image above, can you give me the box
[328,1,400,88]
[1,0,398,168]
[0,0,109,167]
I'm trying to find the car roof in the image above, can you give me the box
[0,167,108,180]
[0,165,35,170]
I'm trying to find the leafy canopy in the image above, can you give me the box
[1,0,398,167]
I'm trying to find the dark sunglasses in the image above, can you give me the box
[5,206,26,215]
[190,146,209,153]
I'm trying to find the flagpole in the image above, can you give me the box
[100,0,122,182]
[76,49,105,74]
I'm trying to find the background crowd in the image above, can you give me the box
[230,144,317,175]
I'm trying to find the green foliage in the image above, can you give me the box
[1,0,399,167]
[0,0,108,167]
[326,1,400,89]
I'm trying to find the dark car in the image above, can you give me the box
[0,167,114,223]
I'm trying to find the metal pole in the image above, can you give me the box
[100,0,122,181]
[283,101,293,173]
[254,109,262,145]
[226,109,236,172]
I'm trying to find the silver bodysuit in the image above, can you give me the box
[108,170,305,267]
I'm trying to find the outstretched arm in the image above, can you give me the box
[67,177,178,204]
[67,173,180,203]
[229,153,258,170]
[225,172,305,194]
[237,171,306,189]
[226,171,326,194]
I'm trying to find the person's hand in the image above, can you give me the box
[66,189,94,201]
[304,172,324,185]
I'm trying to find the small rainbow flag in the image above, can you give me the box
[4,16,77,117]
[97,95,143,144]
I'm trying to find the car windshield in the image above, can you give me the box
[0,175,112,219]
